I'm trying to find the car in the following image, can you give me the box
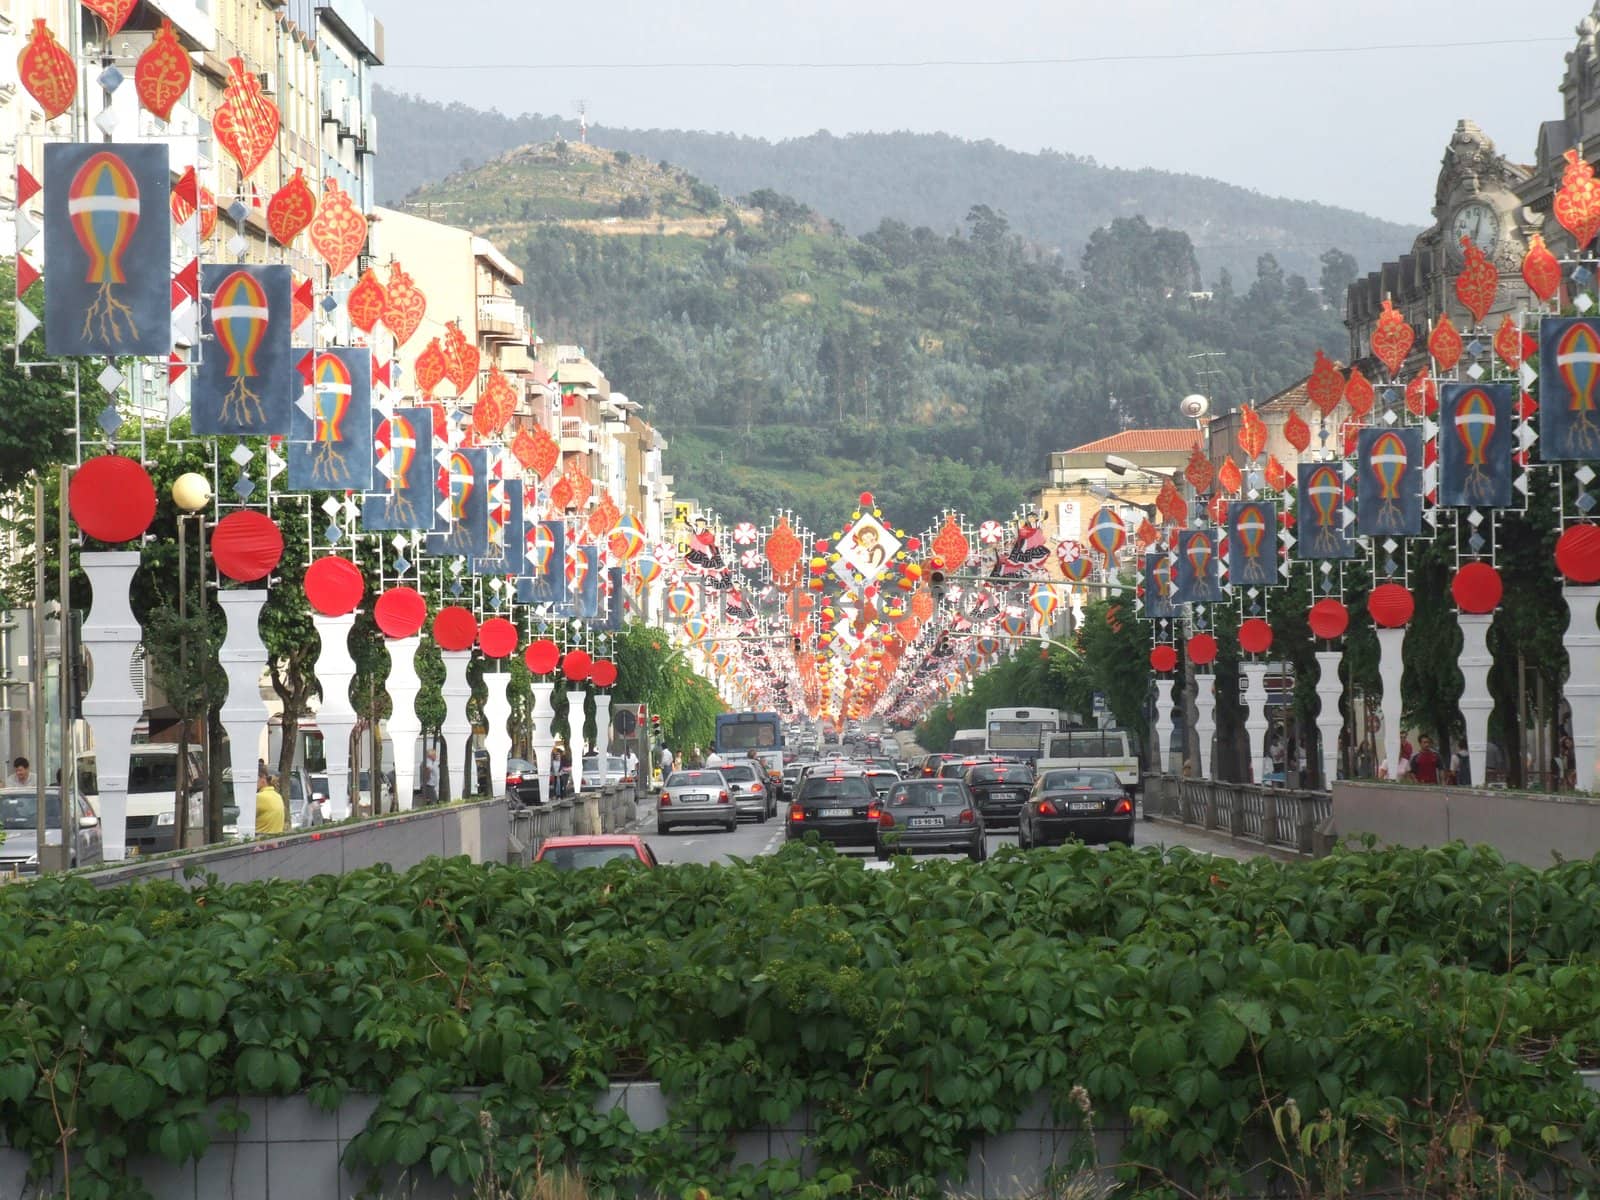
[111,745,207,854]
[779,762,806,801]
[915,753,963,778]
[938,756,1008,780]
[874,778,986,862]
[718,761,772,821]
[1018,768,1135,849]
[581,754,629,791]
[533,834,658,869]
[0,786,103,875]
[864,768,901,802]
[657,769,737,833]
[505,757,545,806]
[964,761,1035,829]
[786,770,875,848]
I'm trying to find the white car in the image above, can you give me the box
[580,755,628,790]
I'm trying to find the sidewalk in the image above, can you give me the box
[1140,815,1302,863]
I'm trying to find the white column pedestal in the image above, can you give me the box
[217,590,270,839]
[593,693,611,767]
[1458,613,1494,789]
[386,636,421,811]
[1314,649,1344,791]
[312,612,358,820]
[530,680,556,805]
[439,649,473,802]
[1193,671,1216,780]
[80,552,144,860]
[567,686,587,793]
[1375,625,1406,778]
[1241,661,1269,783]
[483,672,512,799]
[1564,586,1600,792]
[1153,676,1176,774]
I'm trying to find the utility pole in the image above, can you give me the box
[31,479,46,870]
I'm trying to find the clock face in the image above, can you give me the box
[1451,202,1501,254]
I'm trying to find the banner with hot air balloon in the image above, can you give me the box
[604,566,627,630]
[514,519,568,606]
[425,445,488,558]
[472,478,526,577]
[1295,462,1355,560]
[43,143,171,357]
[288,348,374,492]
[1172,529,1224,604]
[192,264,293,435]
[1355,426,1423,537]
[1142,551,1178,619]
[360,406,437,531]
[1226,500,1278,586]
[1439,382,1513,508]
[566,543,602,619]
[1538,318,1600,462]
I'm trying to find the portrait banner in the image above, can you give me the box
[425,446,489,558]
[192,264,293,435]
[1439,382,1514,508]
[287,348,374,492]
[472,478,527,577]
[605,566,627,630]
[359,405,435,531]
[1172,529,1224,605]
[1142,551,1178,619]
[1227,500,1278,586]
[515,519,568,606]
[1355,426,1423,538]
[1296,462,1356,560]
[1539,317,1600,461]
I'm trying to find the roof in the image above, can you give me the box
[1059,429,1199,455]
[536,834,646,847]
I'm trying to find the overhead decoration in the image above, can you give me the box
[374,587,428,639]
[18,19,76,119]
[444,320,480,396]
[1439,383,1512,508]
[765,517,803,583]
[133,21,191,122]
[382,261,426,346]
[68,456,156,544]
[303,556,365,617]
[1522,233,1561,303]
[1369,299,1415,377]
[288,348,374,491]
[346,268,387,335]
[1453,237,1499,326]
[1227,501,1276,586]
[267,169,317,246]
[427,447,489,558]
[1086,507,1126,565]
[930,515,969,572]
[1238,404,1267,461]
[414,338,448,399]
[1537,318,1600,460]
[214,57,279,179]
[587,492,621,538]
[211,511,284,583]
[192,264,293,435]
[308,177,367,276]
[513,425,560,478]
[1554,148,1600,252]
[1155,476,1188,527]
[1216,455,1243,495]
[474,368,515,437]
[1492,315,1526,370]
[1282,408,1312,454]
[1405,371,1436,418]
[82,0,138,35]
[1307,349,1344,417]
[1355,427,1423,537]
[1428,313,1463,372]
[1296,462,1354,560]
[1264,455,1290,493]
[362,406,435,531]
[1342,367,1374,418]
[170,169,217,242]
[1183,444,1214,494]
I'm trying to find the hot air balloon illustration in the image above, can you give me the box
[211,269,269,426]
[1229,502,1274,585]
[529,522,556,576]
[608,513,646,563]
[1001,612,1028,638]
[385,411,421,527]
[665,580,697,619]
[69,150,142,344]
[308,352,354,485]
[1062,555,1094,584]
[1452,386,1499,504]
[565,541,591,593]
[1029,583,1059,624]
[1143,552,1176,617]
[446,451,475,522]
[1087,506,1127,566]
[1549,318,1600,457]
[1177,530,1217,603]
[684,616,710,644]
[1364,429,1412,533]
[635,554,662,588]
[1300,463,1348,558]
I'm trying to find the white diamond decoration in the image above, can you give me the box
[1383,538,1398,555]
[93,108,119,136]
[1515,472,1530,496]
[320,496,341,517]
[1466,362,1486,380]
[1578,293,1595,313]
[15,302,39,342]
[1579,466,1597,486]
[227,234,248,258]
[1383,408,1398,425]
[230,443,255,466]
[97,365,125,393]
[14,210,39,250]
[392,535,409,552]
[1467,509,1485,527]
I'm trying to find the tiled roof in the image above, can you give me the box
[1060,429,1199,455]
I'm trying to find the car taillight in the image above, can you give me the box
[788,804,804,822]
[660,792,672,806]
[958,809,976,824]
[507,774,523,785]
[751,783,764,794]
[718,790,731,804]
[1038,801,1056,816]
[1115,798,1133,815]
[878,810,895,828]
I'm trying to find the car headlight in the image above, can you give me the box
[156,812,175,826]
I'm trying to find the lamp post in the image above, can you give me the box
[171,472,212,846]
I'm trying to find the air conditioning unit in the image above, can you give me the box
[256,71,277,96]
[361,114,378,153]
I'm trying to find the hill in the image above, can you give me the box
[399,142,1347,533]
[372,87,1418,283]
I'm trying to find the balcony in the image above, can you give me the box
[560,417,596,455]
[478,295,528,342]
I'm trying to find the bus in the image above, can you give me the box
[948,728,988,756]
[713,712,784,776]
[984,708,1066,763]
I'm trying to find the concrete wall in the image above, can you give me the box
[1334,781,1600,868]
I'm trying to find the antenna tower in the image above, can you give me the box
[575,100,589,144]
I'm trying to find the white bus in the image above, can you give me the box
[948,728,988,756]
[984,708,1066,763]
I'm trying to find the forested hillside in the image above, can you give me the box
[373,88,1416,282]
[403,142,1347,532]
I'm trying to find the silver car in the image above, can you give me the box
[718,762,773,822]
[656,769,736,834]
[0,787,103,875]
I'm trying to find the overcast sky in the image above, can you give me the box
[368,0,1585,225]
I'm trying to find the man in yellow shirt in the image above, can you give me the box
[255,767,286,836]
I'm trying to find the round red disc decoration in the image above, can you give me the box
[590,659,618,688]
[1238,618,1274,655]
[210,510,283,582]
[1150,645,1178,673]
[524,639,560,674]
[1556,524,1600,584]
[1452,562,1503,614]
[562,649,593,682]
[859,492,874,507]
[1187,633,1218,666]
[303,556,364,617]
[1308,598,1350,641]
[478,617,517,659]
[432,606,478,652]
[373,587,427,639]
[1367,582,1414,628]
[69,455,156,544]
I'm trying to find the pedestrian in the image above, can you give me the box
[255,767,286,835]
[7,757,29,787]
[551,741,567,798]
[421,747,439,805]
[705,747,723,768]
[660,745,674,775]
[1399,732,1414,764]
[687,745,703,769]
[625,748,639,781]
[1409,735,1443,784]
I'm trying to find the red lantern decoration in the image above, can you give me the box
[859,492,874,507]
[303,557,365,617]
[1556,524,1600,584]
[1156,476,1188,526]
[373,587,427,639]
[1149,645,1178,673]
[1428,313,1463,372]
[590,660,618,688]
[1492,315,1524,370]
[1186,633,1218,666]
[1367,582,1414,628]
[134,21,190,122]
[210,510,283,582]
[433,606,479,652]
[473,368,515,438]
[346,268,386,336]
[1554,148,1600,251]
[1405,372,1436,418]
[1522,233,1561,303]
[478,617,518,659]
[1238,404,1268,461]
[931,515,970,571]
[1369,299,1415,377]
[383,261,426,346]
[1308,598,1350,641]
[1184,444,1215,494]
[414,338,448,398]
[562,648,593,681]
[524,639,561,674]
[766,517,803,582]
[267,168,317,246]
[1264,455,1290,493]
[443,320,480,396]
[1217,455,1243,495]
[309,177,367,276]
[18,20,76,120]
[1452,563,1503,614]
[1342,367,1374,418]
[1453,238,1499,326]
[1283,408,1312,454]
[513,425,560,478]
[1238,618,1273,655]
[587,492,620,538]
[68,456,155,544]
[82,0,138,35]
[213,58,279,179]
[1307,349,1344,417]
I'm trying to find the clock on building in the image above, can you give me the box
[1451,200,1502,254]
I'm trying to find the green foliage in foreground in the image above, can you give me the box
[4,845,1600,1198]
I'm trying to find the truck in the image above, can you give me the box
[1035,726,1142,803]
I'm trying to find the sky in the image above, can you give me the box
[367,0,1587,225]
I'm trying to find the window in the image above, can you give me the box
[890,783,967,807]
[969,764,1032,785]
[800,777,871,802]
[539,846,642,869]
[666,771,721,787]
[1047,732,1131,758]
[0,790,63,829]
[1041,770,1120,791]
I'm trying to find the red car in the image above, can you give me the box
[532,835,659,869]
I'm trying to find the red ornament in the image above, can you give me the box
[1454,238,1499,325]
[1238,618,1273,655]
[414,338,448,398]
[346,268,387,336]
[1367,582,1414,628]
[1156,476,1189,526]
[1186,633,1218,666]
[213,58,279,179]
[134,21,191,122]
[1283,408,1312,454]
[1264,455,1290,493]
[82,0,138,34]
[309,177,367,276]
[587,492,620,538]
[472,368,515,438]
[267,168,317,246]
[383,261,426,346]
[905,537,921,552]
[18,20,76,120]
[1554,148,1600,251]
[1342,367,1374,418]
[1307,350,1345,417]
[931,515,970,571]
[1184,445,1215,494]
[1522,233,1561,303]
[1217,455,1243,495]
[478,617,518,659]
[443,320,480,396]
[1238,404,1268,461]
[1405,372,1436,417]
[859,491,874,507]
[562,648,593,681]
[68,456,156,544]
[1369,299,1415,377]
[548,475,575,513]
[1429,313,1463,372]
[1492,315,1524,370]
[1452,563,1503,614]
[210,511,283,582]
[433,606,479,652]
[1556,524,1600,584]
[1308,598,1350,641]
[524,639,561,674]
[513,425,560,478]
[590,660,618,688]
[373,587,428,639]
[1149,645,1178,673]
[303,557,365,617]
[766,516,803,582]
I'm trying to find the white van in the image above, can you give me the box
[1036,728,1141,801]
[91,745,206,855]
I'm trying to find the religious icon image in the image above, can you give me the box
[838,513,901,583]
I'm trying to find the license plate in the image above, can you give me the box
[908,816,943,828]
[820,808,853,818]
[1068,801,1103,813]
[683,793,710,804]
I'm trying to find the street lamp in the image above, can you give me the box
[1104,454,1174,482]
[171,473,212,846]
[1089,480,1158,521]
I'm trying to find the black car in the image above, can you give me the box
[786,771,875,848]
[505,757,545,806]
[875,779,986,862]
[1018,768,1135,849]
[964,761,1034,828]
[916,753,963,778]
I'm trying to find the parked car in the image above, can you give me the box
[0,786,103,875]
[657,769,736,834]
[112,745,207,855]
[581,755,628,790]
[1018,768,1135,849]
[964,761,1035,829]
[533,834,658,869]
[785,770,875,848]
[505,757,544,806]
[716,761,772,821]
[875,778,986,862]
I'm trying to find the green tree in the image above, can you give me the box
[0,262,78,491]
[1318,247,1360,313]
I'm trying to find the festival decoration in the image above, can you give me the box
[588,492,621,539]
[444,320,480,396]
[82,0,138,34]
[303,556,365,617]
[514,424,560,478]
[361,407,435,531]
[1307,349,1344,417]
[374,587,428,639]
[1183,444,1215,494]
[1367,582,1414,628]
[474,368,515,438]
[308,178,366,276]
[1342,367,1374,418]
[1454,237,1499,325]
[1227,501,1276,586]
[1452,563,1503,614]
[18,20,75,119]
[1086,507,1126,565]
[1429,313,1464,373]
[1307,598,1350,641]
[1522,233,1561,303]
[1438,383,1512,508]
[930,515,970,571]
[1238,618,1273,655]
[427,447,489,558]
[1492,315,1526,370]
[193,264,293,435]
[433,606,479,652]
[383,261,426,346]
[1283,408,1312,454]
[267,169,317,246]
[1296,463,1353,560]
[211,511,284,582]
[1238,404,1268,461]
[1556,524,1600,585]
[1216,455,1243,495]
[1155,476,1188,527]
[1356,427,1423,537]
[1538,318,1600,460]
[213,58,279,179]
[765,517,803,583]
[134,21,191,121]
[289,348,374,491]
[1405,371,1436,417]
[1173,530,1222,604]
[346,268,386,336]
[414,338,448,398]
[1369,299,1415,376]
[68,456,156,544]
[478,618,518,658]
[1264,455,1290,493]
[1554,148,1600,251]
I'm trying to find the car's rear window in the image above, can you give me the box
[890,782,968,807]
[1041,770,1120,791]
[800,777,871,801]
[719,764,760,782]
[969,764,1032,785]
[666,771,723,787]
[538,846,641,869]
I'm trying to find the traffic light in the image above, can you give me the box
[650,713,662,739]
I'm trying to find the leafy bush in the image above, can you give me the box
[2,843,1600,1198]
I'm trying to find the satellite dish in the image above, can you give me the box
[1180,394,1210,419]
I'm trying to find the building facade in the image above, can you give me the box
[1036,429,1198,552]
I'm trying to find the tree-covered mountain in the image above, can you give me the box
[400,142,1348,533]
[373,87,1417,282]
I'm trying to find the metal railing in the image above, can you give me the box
[1152,775,1330,857]
[506,785,638,865]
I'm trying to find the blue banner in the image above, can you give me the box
[191,264,294,435]
[514,519,568,606]
[605,566,627,630]
[1295,462,1355,560]
[287,349,374,492]
[1439,382,1514,508]
[1538,317,1600,462]
[425,446,489,558]
[572,544,602,619]
[1227,500,1278,586]
[472,478,527,576]
[1355,426,1423,537]
[360,406,437,531]
[1142,551,1177,619]
[1171,529,1223,605]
